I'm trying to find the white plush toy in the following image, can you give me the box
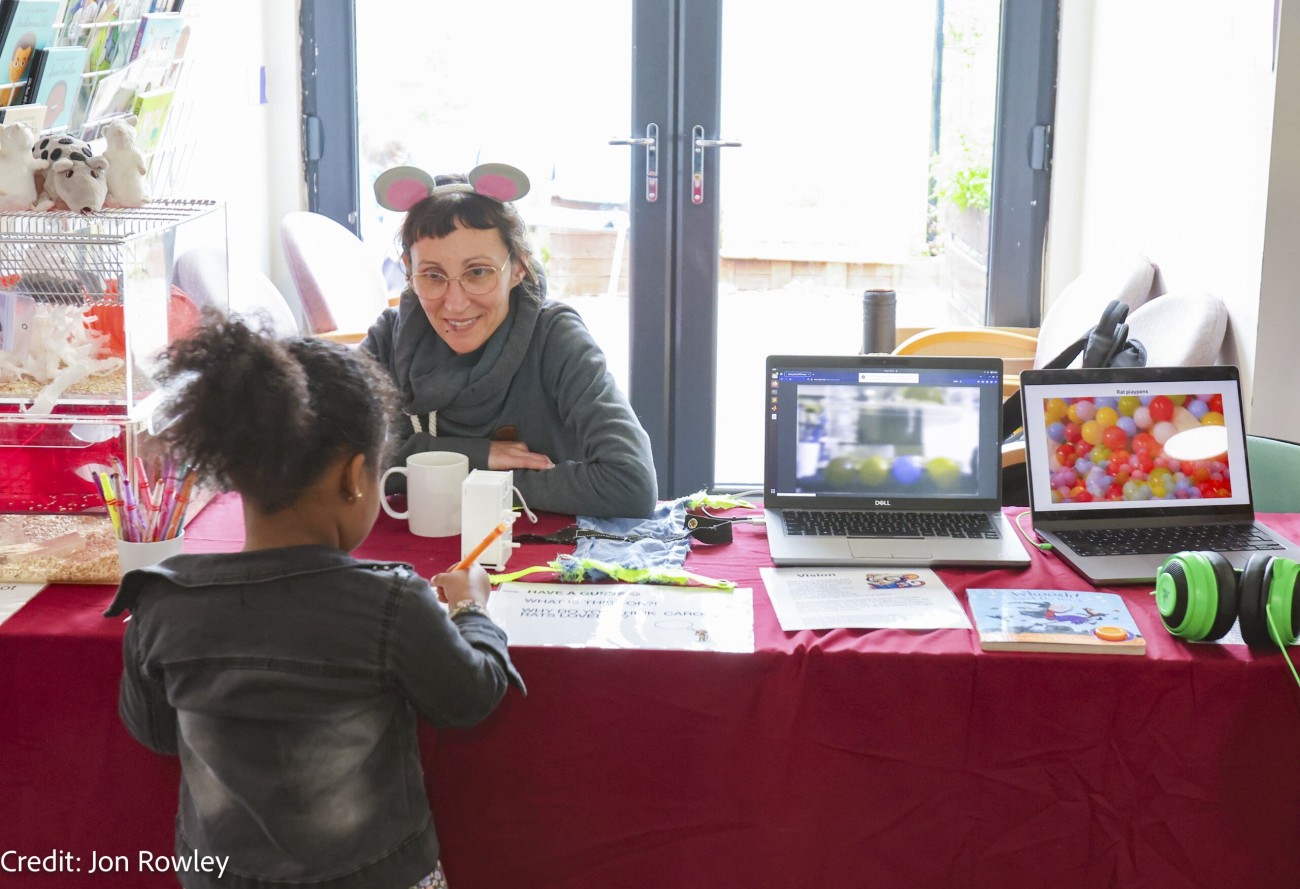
[0,121,48,211]
[102,117,150,207]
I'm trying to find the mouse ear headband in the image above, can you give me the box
[374,162,530,212]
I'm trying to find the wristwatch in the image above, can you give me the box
[448,599,488,620]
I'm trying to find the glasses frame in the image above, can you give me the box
[409,257,513,300]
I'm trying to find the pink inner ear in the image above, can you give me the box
[475,174,517,201]
[384,179,431,210]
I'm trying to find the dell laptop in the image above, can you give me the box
[763,354,1030,567]
[1018,364,1300,584]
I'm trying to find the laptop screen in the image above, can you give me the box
[1019,366,1253,519]
[764,355,1004,511]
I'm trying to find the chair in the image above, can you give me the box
[892,250,1158,400]
[1123,291,1228,366]
[173,247,300,338]
[1247,435,1300,513]
[280,211,392,342]
[1033,249,1156,367]
[894,327,1040,398]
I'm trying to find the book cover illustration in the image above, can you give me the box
[127,82,167,151]
[966,588,1146,655]
[0,0,60,105]
[0,100,44,133]
[23,43,84,129]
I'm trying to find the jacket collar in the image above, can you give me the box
[103,547,401,616]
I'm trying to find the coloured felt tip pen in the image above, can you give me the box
[452,518,515,571]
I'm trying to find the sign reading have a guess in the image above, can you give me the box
[490,583,754,652]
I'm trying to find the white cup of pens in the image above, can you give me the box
[98,457,196,575]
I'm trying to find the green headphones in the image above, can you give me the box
[1154,551,1300,648]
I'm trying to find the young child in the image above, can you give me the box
[105,312,523,889]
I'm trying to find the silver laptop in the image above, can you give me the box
[1019,365,1300,584]
[763,355,1030,567]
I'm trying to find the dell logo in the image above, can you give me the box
[875,499,891,506]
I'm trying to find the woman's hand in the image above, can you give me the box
[432,563,493,608]
[489,440,555,471]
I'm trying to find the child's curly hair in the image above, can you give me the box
[155,310,397,513]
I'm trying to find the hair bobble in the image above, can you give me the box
[374,162,530,212]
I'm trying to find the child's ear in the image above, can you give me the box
[341,452,368,502]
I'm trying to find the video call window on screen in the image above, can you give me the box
[791,381,982,497]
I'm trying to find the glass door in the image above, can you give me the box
[711,0,1005,485]
[333,0,1051,498]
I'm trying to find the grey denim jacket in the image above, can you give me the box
[105,546,524,889]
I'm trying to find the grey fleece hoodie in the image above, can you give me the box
[362,290,657,518]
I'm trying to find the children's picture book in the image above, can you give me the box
[21,43,84,129]
[75,49,132,131]
[0,99,44,132]
[0,0,61,106]
[126,9,179,66]
[966,588,1147,655]
[128,81,167,150]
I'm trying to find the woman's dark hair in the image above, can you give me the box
[155,310,397,513]
[398,175,541,299]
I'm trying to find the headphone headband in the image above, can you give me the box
[374,163,531,212]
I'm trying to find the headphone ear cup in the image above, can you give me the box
[1082,327,1116,368]
[1104,322,1130,366]
[1242,555,1300,649]
[1155,550,1238,640]
[1082,301,1129,367]
[1237,554,1274,647]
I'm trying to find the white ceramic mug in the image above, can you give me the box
[380,452,469,537]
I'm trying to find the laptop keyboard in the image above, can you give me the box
[1054,524,1284,557]
[782,510,999,539]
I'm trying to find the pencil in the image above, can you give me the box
[452,518,514,571]
[97,472,122,539]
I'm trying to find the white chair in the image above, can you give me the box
[1033,249,1157,367]
[173,248,300,338]
[1124,291,1228,366]
[280,211,392,341]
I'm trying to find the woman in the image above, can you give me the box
[361,164,657,518]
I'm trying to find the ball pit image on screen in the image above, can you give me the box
[1040,393,1231,504]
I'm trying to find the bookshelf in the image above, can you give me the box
[0,0,196,198]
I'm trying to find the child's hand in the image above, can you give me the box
[431,562,492,608]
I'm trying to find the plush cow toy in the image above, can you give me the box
[32,134,108,214]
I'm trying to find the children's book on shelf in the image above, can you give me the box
[128,81,167,150]
[0,0,61,106]
[966,588,1147,655]
[20,42,83,129]
[76,50,133,133]
[0,99,43,131]
[126,9,180,68]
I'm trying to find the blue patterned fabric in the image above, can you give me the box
[567,499,692,581]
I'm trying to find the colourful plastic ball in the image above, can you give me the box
[892,455,923,485]
[859,455,892,486]
[825,456,860,487]
[1102,425,1129,449]
[925,456,961,489]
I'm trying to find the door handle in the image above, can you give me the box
[691,125,743,204]
[609,123,659,203]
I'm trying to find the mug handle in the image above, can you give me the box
[379,467,408,519]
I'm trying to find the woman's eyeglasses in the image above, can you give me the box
[409,257,511,299]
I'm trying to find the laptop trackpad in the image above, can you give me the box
[849,538,933,560]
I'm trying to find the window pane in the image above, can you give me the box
[713,0,1002,486]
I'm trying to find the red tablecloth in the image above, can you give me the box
[2,496,1299,888]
